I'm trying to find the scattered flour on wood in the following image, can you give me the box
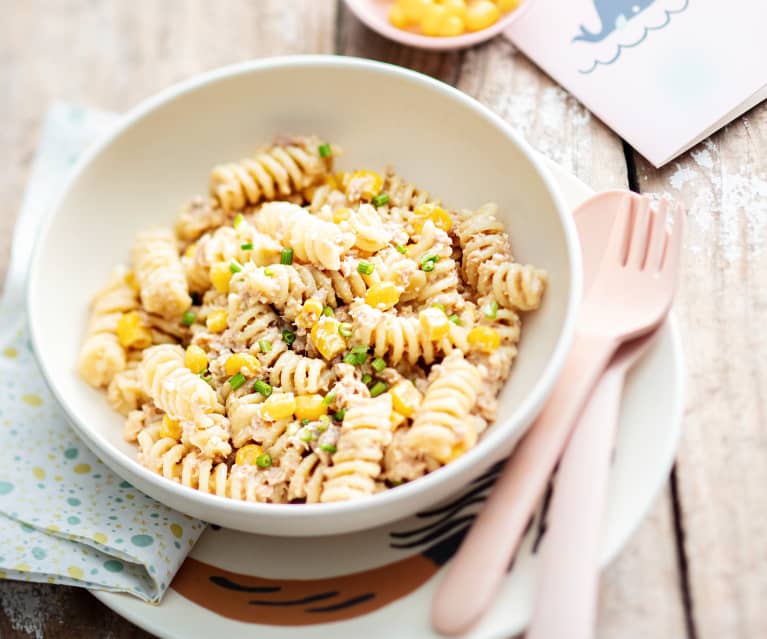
[665,139,766,261]
[0,582,51,639]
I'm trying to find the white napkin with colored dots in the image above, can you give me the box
[0,103,206,603]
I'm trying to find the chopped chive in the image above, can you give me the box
[253,379,272,397]
[240,242,254,250]
[362,373,373,386]
[282,330,296,346]
[396,244,408,254]
[322,305,334,317]
[280,248,294,265]
[372,357,386,372]
[256,453,272,468]
[357,261,375,275]
[421,254,439,272]
[228,372,246,390]
[318,415,330,430]
[200,373,213,386]
[182,310,196,326]
[233,213,244,228]
[258,339,272,353]
[342,345,368,366]
[322,392,336,406]
[449,314,462,325]
[338,322,353,337]
[301,418,310,426]
[318,143,332,158]
[229,259,242,273]
[369,381,389,397]
[483,300,499,319]
[431,303,447,313]
[263,267,274,277]
[319,444,337,453]
[299,429,314,443]
[334,408,347,421]
[372,193,390,207]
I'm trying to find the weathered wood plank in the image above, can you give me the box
[633,101,767,639]
[0,1,336,637]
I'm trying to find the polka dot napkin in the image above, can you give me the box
[0,103,206,603]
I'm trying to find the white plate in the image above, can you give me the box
[91,160,684,639]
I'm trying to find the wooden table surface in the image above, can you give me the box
[1,2,765,637]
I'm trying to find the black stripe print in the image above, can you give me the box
[390,514,476,549]
[249,591,340,607]
[209,576,281,593]
[306,593,376,613]
[389,496,486,539]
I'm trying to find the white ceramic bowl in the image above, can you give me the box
[28,56,581,536]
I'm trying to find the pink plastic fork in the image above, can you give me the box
[431,195,684,636]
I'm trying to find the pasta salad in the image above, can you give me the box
[77,135,547,504]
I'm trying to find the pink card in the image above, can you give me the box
[506,0,767,166]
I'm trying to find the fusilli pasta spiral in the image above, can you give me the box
[350,302,469,366]
[253,201,354,270]
[140,344,221,421]
[406,351,483,463]
[78,266,139,388]
[321,394,393,502]
[210,137,331,212]
[132,228,192,319]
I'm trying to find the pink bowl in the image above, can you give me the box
[344,0,529,51]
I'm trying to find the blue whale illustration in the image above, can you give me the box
[573,0,656,43]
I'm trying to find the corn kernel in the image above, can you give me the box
[235,443,264,466]
[346,170,383,201]
[116,311,152,349]
[421,4,448,36]
[419,307,450,341]
[183,243,197,259]
[311,317,347,361]
[414,204,452,233]
[184,345,209,374]
[206,309,228,333]
[442,0,467,20]
[389,381,423,418]
[210,262,233,293]
[496,0,521,12]
[389,3,410,28]
[401,0,432,22]
[438,15,465,36]
[261,393,297,421]
[333,207,352,224]
[465,0,500,31]
[160,414,182,440]
[467,326,501,352]
[295,395,329,421]
[296,298,324,329]
[225,352,260,376]
[365,282,401,310]
[124,270,140,292]
[324,174,339,189]
[335,172,350,190]
[390,410,406,429]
